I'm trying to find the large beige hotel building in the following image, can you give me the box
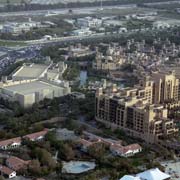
[95,71,179,144]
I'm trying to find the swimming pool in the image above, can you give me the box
[62,161,96,174]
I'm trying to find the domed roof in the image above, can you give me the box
[106,47,114,55]
[106,56,113,61]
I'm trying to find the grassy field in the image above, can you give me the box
[0,40,27,47]
[96,7,156,16]
[0,0,28,4]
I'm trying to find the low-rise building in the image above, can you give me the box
[77,17,102,28]
[0,165,16,179]
[23,129,48,141]
[0,137,21,150]
[79,131,142,157]
[153,21,170,29]
[6,157,30,171]
[0,129,49,150]
[71,28,92,36]
[67,44,95,58]
[1,19,41,35]
[110,144,142,157]
[93,46,126,71]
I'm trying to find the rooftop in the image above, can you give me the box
[12,64,49,79]
[23,129,48,140]
[120,175,141,180]
[6,156,30,171]
[3,80,64,95]
[0,137,21,147]
[136,168,170,180]
[0,165,15,175]
[111,143,142,154]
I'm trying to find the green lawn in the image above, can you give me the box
[0,0,28,4]
[0,40,27,47]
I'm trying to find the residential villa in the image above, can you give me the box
[0,137,21,150]
[0,165,16,179]
[23,129,49,141]
[6,156,30,171]
[110,143,142,157]
[78,131,142,157]
[0,129,48,150]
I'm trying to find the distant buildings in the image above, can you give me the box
[95,71,179,144]
[1,18,42,35]
[93,46,126,71]
[71,28,92,36]
[1,18,55,35]
[153,21,170,29]
[6,156,30,172]
[77,17,102,28]
[0,165,16,179]
[67,44,95,58]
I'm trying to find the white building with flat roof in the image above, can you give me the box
[0,79,71,107]
[72,28,92,36]
[12,62,67,81]
[12,63,50,81]
[1,61,69,107]
[1,20,41,35]
[77,17,102,28]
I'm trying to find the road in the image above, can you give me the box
[0,45,42,74]
[0,25,175,75]
[0,4,136,17]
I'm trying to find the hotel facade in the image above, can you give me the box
[95,71,179,144]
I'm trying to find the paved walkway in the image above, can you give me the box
[161,161,180,179]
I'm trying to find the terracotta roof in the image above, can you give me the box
[79,138,93,147]
[0,137,21,147]
[123,144,142,153]
[111,143,142,154]
[0,129,49,149]
[83,131,122,146]
[23,129,48,140]
[0,165,14,175]
[6,156,30,171]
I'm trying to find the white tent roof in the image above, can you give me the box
[120,175,141,180]
[136,168,170,180]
